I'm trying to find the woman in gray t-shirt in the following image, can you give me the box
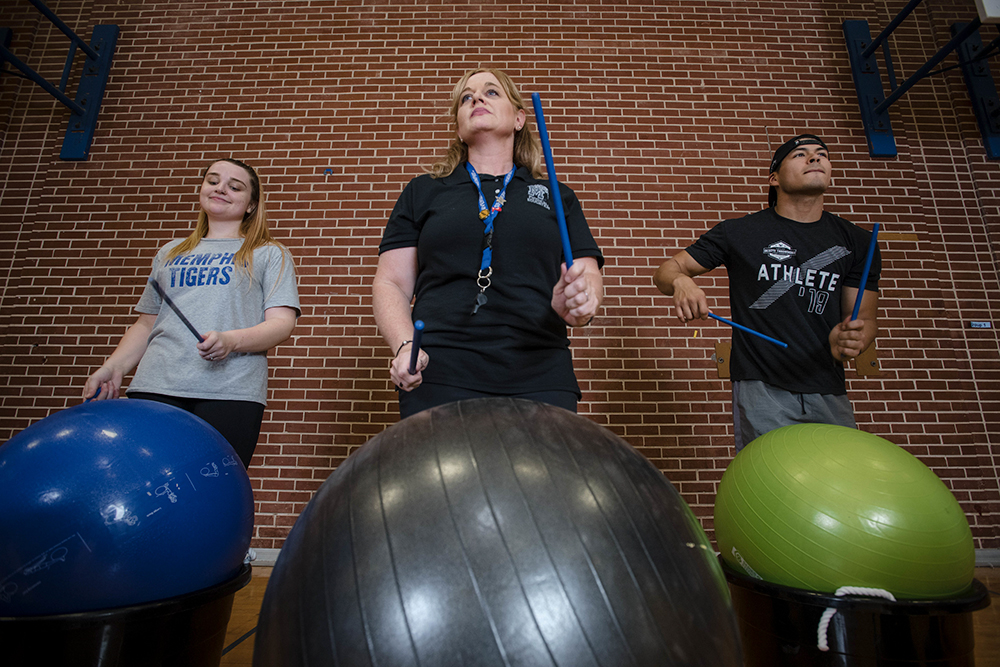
[83,159,300,468]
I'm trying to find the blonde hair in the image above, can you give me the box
[167,159,287,280]
[428,68,544,179]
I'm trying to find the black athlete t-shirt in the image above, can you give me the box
[686,207,880,395]
[379,164,603,395]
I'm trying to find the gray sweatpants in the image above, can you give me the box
[732,380,856,452]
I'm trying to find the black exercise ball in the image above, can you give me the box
[253,398,742,667]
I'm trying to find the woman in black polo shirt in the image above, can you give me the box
[373,68,604,418]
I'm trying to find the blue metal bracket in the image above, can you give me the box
[59,24,118,160]
[952,23,1000,159]
[844,20,897,158]
[844,0,998,160]
[0,1,118,160]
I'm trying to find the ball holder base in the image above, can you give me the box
[0,563,251,667]
[723,560,991,666]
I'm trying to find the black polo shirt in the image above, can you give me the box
[379,164,603,395]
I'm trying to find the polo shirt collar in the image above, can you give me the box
[444,163,530,184]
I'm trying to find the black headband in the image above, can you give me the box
[769,134,829,174]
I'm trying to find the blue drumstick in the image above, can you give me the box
[531,93,574,268]
[85,386,102,402]
[851,222,880,321]
[149,279,205,343]
[708,313,788,349]
[408,320,424,375]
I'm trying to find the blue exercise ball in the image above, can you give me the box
[254,398,743,667]
[0,399,254,616]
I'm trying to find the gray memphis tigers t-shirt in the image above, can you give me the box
[127,237,300,405]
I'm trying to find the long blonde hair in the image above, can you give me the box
[428,68,544,179]
[166,159,285,279]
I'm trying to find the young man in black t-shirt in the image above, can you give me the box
[653,135,881,450]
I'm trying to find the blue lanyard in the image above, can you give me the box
[466,162,516,271]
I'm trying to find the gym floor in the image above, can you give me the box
[220,566,1000,666]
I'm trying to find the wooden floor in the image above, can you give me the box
[222,567,1000,666]
[972,568,1000,666]
[221,566,269,667]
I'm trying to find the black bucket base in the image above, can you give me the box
[0,563,252,667]
[724,562,991,666]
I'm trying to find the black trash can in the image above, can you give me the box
[724,561,991,666]
[0,563,251,667]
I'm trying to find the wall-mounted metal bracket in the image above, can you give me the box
[844,0,998,159]
[0,1,118,160]
[952,22,1000,158]
[844,20,897,157]
[58,24,118,160]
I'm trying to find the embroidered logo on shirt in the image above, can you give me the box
[763,241,796,261]
[527,184,551,210]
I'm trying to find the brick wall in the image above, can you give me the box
[2,0,998,550]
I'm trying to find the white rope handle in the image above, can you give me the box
[817,586,896,651]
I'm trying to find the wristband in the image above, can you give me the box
[395,340,412,357]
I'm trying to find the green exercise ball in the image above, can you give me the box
[714,424,974,599]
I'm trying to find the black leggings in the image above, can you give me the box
[398,383,578,420]
[127,393,264,469]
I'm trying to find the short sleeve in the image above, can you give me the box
[560,185,604,268]
[261,245,301,316]
[379,178,422,254]
[684,220,729,271]
[842,223,882,291]
[134,243,177,314]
